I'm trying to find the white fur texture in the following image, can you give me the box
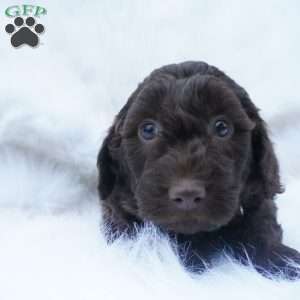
[0,1,300,299]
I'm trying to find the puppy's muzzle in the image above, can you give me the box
[168,179,206,211]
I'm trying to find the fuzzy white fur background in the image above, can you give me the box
[1,1,300,299]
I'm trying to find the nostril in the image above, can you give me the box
[194,197,202,203]
[173,197,183,203]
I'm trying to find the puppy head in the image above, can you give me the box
[98,62,282,235]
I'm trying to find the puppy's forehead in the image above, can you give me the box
[171,75,245,118]
[124,74,250,131]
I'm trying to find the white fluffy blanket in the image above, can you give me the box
[1,1,300,299]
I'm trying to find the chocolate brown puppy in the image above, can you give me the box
[97,61,300,279]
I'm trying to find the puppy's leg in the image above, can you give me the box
[253,244,300,279]
[101,202,141,242]
[228,200,300,280]
[174,233,220,273]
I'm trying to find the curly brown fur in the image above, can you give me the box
[97,61,300,279]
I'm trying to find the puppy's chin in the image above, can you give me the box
[155,219,223,235]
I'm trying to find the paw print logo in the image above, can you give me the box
[5,17,45,48]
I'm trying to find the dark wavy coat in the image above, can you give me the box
[97,61,300,279]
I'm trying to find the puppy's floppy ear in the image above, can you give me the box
[97,87,139,200]
[97,121,122,200]
[217,73,283,201]
[250,117,283,199]
[238,95,283,201]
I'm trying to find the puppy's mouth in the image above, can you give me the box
[139,215,224,235]
[147,216,223,235]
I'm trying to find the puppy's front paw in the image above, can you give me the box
[256,244,300,280]
[102,219,140,243]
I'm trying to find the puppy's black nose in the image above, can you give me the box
[169,180,206,211]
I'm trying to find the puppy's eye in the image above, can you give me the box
[139,121,159,141]
[214,120,231,138]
